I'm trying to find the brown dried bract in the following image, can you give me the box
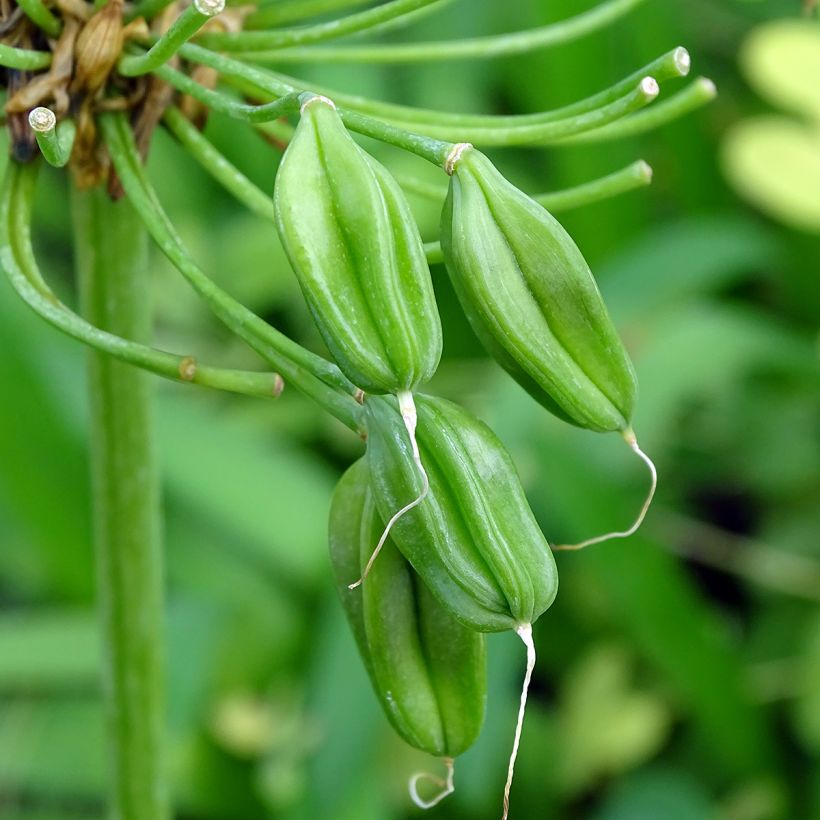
[71,0,124,96]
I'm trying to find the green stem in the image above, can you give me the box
[195,0,441,51]
[31,113,76,168]
[0,161,283,400]
[16,0,61,36]
[152,62,302,122]
[71,178,169,820]
[245,0,371,29]
[259,47,689,127]
[0,42,52,70]
[556,77,717,144]
[233,0,646,59]
[357,77,660,145]
[162,107,275,220]
[120,1,224,76]
[399,158,653,209]
[179,45,454,164]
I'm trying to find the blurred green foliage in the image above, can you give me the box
[1,1,819,819]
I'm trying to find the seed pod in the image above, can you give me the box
[364,394,558,633]
[440,146,637,434]
[329,460,486,759]
[274,96,442,395]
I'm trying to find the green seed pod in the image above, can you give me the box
[274,96,442,395]
[329,460,486,760]
[364,394,558,633]
[440,146,637,433]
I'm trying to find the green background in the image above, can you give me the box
[1,1,818,818]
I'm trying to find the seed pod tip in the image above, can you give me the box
[674,47,691,76]
[29,107,56,134]
[194,0,225,17]
[636,160,653,183]
[640,76,660,99]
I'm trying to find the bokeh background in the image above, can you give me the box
[1,0,819,818]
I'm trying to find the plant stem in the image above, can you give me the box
[72,185,169,820]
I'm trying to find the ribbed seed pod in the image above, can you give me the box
[364,394,558,633]
[274,96,442,394]
[329,460,486,759]
[440,146,637,434]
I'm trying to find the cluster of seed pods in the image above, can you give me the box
[274,95,657,817]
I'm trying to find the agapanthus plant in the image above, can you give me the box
[0,0,714,816]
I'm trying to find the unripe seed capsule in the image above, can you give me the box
[364,394,558,633]
[274,95,442,396]
[328,460,486,768]
[440,146,637,434]
[441,148,658,551]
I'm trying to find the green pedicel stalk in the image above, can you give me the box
[364,394,553,816]
[441,145,657,550]
[228,0,645,61]
[195,0,443,51]
[28,108,76,168]
[246,46,689,132]
[0,161,283,400]
[72,177,169,820]
[329,460,486,808]
[0,42,52,70]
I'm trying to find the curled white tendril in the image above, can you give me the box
[553,429,657,551]
[409,757,455,809]
[349,391,429,589]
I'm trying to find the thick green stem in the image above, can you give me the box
[72,186,169,820]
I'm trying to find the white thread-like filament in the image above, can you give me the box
[553,429,658,552]
[409,756,455,809]
[349,391,429,589]
[502,624,535,820]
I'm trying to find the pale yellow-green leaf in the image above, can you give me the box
[741,20,820,121]
[722,116,820,232]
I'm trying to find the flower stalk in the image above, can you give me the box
[72,183,170,820]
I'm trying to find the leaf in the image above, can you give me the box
[722,116,820,233]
